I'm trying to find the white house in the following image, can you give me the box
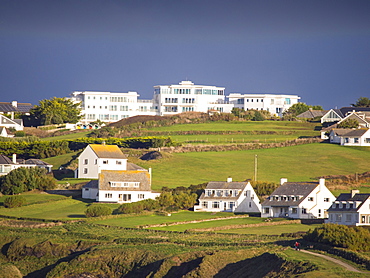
[0,114,23,131]
[153,80,233,116]
[327,190,370,226]
[69,91,157,124]
[227,93,300,117]
[321,107,370,124]
[76,144,128,179]
[261,178,335,219]
[329,128,370,146]
[0,154,52,176]
[194,178,261,213]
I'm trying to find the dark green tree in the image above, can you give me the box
[337,118,359,129]
[0,167,56,195]
[283,103,323,118]
[27,97,82,126]
[351,97,370,107]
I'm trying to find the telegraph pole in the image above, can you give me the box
[254,154,258,182]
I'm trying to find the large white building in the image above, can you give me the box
[69,81,301,123]
[228,93,301,116]
[70,91,157,124]
[153,80,233,115]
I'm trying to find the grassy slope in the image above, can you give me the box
[132,143,370,190]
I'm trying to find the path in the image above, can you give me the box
[299,249,364,273]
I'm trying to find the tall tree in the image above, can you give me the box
[28,97,82,126]
[351,97,370,107]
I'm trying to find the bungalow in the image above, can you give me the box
[261,178,335,219]
[327,190,370,226]
[0,154,53,176]
[329,128,370,146]
[194,178,261,213]
[75,143,128,179]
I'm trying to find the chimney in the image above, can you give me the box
[102,141,106,145]
[319,178,325,188]
[280,178,287,185]
[12,154,17,164]
[11,101,17,108]
[227,177,232,182]
[148,167,152,185]
[351,189,359,198]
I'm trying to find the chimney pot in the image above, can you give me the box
[280,178,288,185]
[227,177,232,182]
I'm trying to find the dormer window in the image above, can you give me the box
[103,160,108,164]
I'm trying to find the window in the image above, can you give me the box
[336,214,342,221]
[138,194,145,199]
[361,216,366,223]
[116,161,122,165]
[105,193,112,198]
[249,202,251,208]
[83,168,88,174]
[345,138,349,143]
[302,208,307,214]
[84,159,88,165]
[212,201,219,208]
[308,197,314,201]
[202,201,208,208]
[229,202,235,209]
[292,208,298,214]
[346,214,352,222]
[354,138,359,143]
[264,207,270,214]
[324,198,330,202]
[103,160,108,164]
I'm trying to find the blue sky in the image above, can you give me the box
[1,0,369,109]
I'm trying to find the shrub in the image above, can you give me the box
[4,195,27,208]
[14,131,26,137]
[117,199,160,214]
[85,205,112,217]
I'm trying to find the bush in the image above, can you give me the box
[85,205,112,217]
[117,199,160,214]
[14,131,26,137]
[4,195,27,208]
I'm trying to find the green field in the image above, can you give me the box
[131,143,370,190]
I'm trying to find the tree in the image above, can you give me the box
[27,97,82,126]
[0,167,56,195]
[337,118,359,129]
[4,195,27,208]
[351,97,370,107]
[157,192,175,208]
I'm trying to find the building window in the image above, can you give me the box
[116,161,122,165]
[362,216,366,223]
[83,168,88,174]
[345,138,349,143]
[103,160,108,164]
[354,138,359,143]
[138,194,145,199]
[212,201,219,208]
[249,202,251,208]
[264,207,270,214]
[105,193,112,198]
[324,198,330,202]
[302,208,307,214]
[336,214,342,221]
[202,201,208,208]
[229,202,235,209]
[84,159,88,165]
[346,214,352,222]
[308,197,314,201]
[292,208,298,214]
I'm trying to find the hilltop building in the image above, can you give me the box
[69,81,301,123]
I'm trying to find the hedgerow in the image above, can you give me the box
[85,205,112,217]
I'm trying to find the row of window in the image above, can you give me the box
[330,213,370,223]
[110,182,140,187]
[83,159,123,165]
[206,189,241,197]
[86,96,135,102]
[104,193,146,200]
[202,201,235,209]
[269,196,330,202]
[263,207,308,214]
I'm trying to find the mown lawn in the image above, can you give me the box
[132,143,370,190]
[90,211,236,228]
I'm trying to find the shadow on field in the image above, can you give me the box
[67,214,86,218]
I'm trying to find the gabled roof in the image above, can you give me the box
[262,182,318,207]
[331,128,369,137]
[205,181,249,190]
[89,144,127,159]
[0,114,21,126]
[0,102,33,113]
[0,155,14,165]
[297,110,327,118]
[340,107,370,116]
[17,158,53,166]
[328,193,370,212]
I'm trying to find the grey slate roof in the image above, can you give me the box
[0,155,14,165]
[17,158,52,166]
[262,182,318,207]
[340,107,370,116]
[127,162,146,171]
[198,181,248,201]
[297,110,327,118]
[331,128,369,137]
[205,181,248,190]
[0,102,33,113]
[83,180,99,189]
[327,193,370,212]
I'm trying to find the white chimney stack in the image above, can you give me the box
[280,178,288,185]
[227,177,232,182]
[12,154,17,164]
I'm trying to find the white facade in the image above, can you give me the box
[153,81,233,116]
[194,178,261,213]
[327,190,370,226]
[329,129,370,146]
[261,178,335,219]
[98,188,160,203]
[0,114,23,131]
[227,93,300,116]
[70,91,157,124]
[76,144,127,179]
